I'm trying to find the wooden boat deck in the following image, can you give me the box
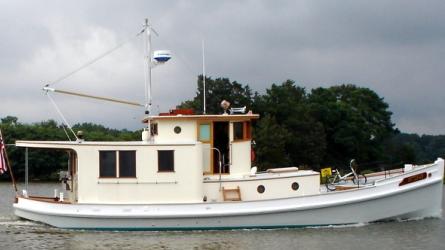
[18,195,72,204]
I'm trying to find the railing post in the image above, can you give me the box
[25,147,29,192]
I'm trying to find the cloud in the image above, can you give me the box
[1,0,444,134]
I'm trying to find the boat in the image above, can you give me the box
[12,20,444,230]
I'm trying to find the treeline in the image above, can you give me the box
[179,76,445,171]
[1,76,444,181]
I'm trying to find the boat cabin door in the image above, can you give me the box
[212,122,230,174]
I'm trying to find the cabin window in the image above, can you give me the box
[174,126,182,134]
[158,150,174,172]
[99,150,136,178]
[119,151,136,177]
[291,182,299,191]
[257,185,265,194]
[151,123,158,136]
[99,151,116,177]
[233,121,251,141]
[234,122,244,140]
[198,123,211,142]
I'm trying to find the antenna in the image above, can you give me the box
[202,39,206,114]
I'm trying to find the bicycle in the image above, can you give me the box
[325,159,367,191]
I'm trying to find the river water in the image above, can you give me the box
[0,183,444,250]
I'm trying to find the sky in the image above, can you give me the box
[0,0,444,135]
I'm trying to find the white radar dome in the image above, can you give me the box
[153,50,172,63]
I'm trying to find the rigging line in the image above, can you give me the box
[46,93,78,141]
[49,29,146,87]
[61,124,72,142]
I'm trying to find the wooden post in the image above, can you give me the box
[0,129,18,193]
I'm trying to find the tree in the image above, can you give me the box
[178,75,253,114]
[308,84,394,166]
[254,115,290,169]
[253,80,326,167]
[1,116,18,125]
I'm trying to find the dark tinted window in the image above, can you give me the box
[151,123,158,135]
[234,122,244,140]
[158,150,174,172]
[119,151,136,177]
[100,151,116,177]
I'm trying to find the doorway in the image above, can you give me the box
[213,121,230,174]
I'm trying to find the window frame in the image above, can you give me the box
[158,150,175,173]
[98,150,137,178]
[99,150,117,178]
[197,122,212,143]
[233,121,252,141]
[151,123,158,136]
[118,150,137,178]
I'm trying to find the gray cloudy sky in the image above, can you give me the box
[1,0,444,135]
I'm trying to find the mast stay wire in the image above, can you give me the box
[46,93,78,141]
[48,28,146,87]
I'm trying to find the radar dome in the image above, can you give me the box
[153,50,171,63]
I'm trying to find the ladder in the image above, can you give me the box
[222,186,242,201]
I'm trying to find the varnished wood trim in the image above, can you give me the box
[21,196,72,204]
[399,172,427,186]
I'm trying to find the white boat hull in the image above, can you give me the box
[13,160,444,230]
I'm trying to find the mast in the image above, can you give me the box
[142,19,171,140]
[144,18,153,138]
[202,40,206,114]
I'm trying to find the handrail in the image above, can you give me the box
[211,147,222,191]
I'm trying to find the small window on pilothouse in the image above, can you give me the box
[234,122,251,141]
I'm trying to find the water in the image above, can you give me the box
[0,183,444,250]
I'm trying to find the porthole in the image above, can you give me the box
[257,185,265,194]
[174,126,182,134]
[291,182,299,191]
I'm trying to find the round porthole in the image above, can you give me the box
[291,182,299,191]
[174,126,181,134]
[257,185,265,194]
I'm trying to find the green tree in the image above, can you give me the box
[308,84,394,166]
[253,80,326,167]
[1,116,18,125]
[178,75,253,114]
[254,115,290,170]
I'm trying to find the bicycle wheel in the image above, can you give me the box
[352,174,367,185]
[326,175,338,191]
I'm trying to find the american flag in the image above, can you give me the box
[0,130,8,174]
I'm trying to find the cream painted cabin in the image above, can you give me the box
[16,113,321,204]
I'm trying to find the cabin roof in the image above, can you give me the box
[15,140,197,149]
[143,113,259,123]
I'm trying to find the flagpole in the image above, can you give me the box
[0,129,18,193]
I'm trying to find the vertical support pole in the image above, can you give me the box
[144,18,153,141]
[202,39,206,114]
[25,147,29,192]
